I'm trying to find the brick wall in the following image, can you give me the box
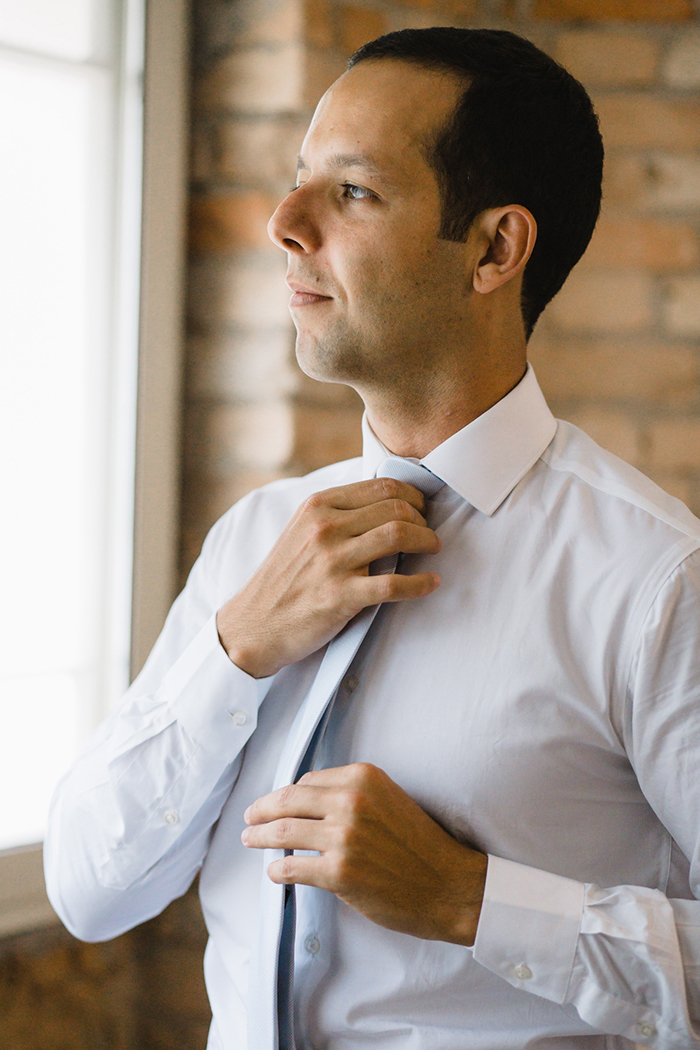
[0,882,209,1050]
[184,0,700,579]
[4,2,699,1049]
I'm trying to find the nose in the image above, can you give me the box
[267,185,320,254]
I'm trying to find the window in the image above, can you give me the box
[0,0,188,934]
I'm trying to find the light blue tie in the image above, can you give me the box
[247,457,444,1050]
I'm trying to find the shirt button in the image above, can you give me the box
[513,963,532,980]
[304,934,321,956]
[164,810,179,825]
[229,710,248,726]
[343,675,359,695]
[639,1022,657,1039]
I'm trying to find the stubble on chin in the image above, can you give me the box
[293,324,370,386]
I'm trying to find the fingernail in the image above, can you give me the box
[241,828,249,844]
[243,806,251,823]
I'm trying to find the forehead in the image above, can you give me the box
[300,60,463,179]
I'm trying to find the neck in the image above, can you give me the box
[361,353,527,460]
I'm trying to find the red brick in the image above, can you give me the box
[603,152,700,211]
[304,0,336,48]
[554,30,659,85]
[291,401,364,472]
[339,6,389,55]
[545,271,654,331]
[195,46,304,115]
[184,401,295,476]
[235,0,302,47]
[596,95,700,150]
[664,276,700,335]
[645,470,696,508]
[188,255,290,328]
[649,419,700,471]
[303,46,348,108]
[529,338,699,405]
[664,31,700,88]
[186,329,295,402]
[144,946,209,1017]
[215,117,307,192]
[582,215,700,271]
[189,194,279,253]
[534,0,694,21]
[564,406,641,465]
[391,0,477,11]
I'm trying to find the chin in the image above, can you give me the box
[294,330,368,387]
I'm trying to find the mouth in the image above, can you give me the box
[287,279,333,308]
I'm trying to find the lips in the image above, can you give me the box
[287,279,332,307]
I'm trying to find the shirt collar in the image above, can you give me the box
[361,364,557,516]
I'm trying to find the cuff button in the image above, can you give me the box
[639,1022,656,1040]
[513,964,532,980]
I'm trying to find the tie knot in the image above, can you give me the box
[375,457,444,498]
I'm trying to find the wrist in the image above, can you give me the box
[447,850,488,947]
[216,609,281,679]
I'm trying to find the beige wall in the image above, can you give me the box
[3,0,700,1047]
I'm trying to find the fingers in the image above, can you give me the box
[309,477,427,515]
[266,853,328,888]
[245,782,328,825]
[351,520,441,566]
[349,569,442,607]
[343,496,428,535]
[242,816,327,853]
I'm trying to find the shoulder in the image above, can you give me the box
[535,421,700,620]
[542,420,700,548]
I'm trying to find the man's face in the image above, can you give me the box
[267,60,475,394]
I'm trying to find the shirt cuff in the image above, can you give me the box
[163,613,275,759]
[472,855,585,1004]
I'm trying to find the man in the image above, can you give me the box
[46,27,700,1050]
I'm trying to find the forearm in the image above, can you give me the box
[45,613,272,939]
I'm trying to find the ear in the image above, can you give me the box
[471,206,537,296]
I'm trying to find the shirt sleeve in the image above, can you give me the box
[44,499,275,942]
[473,548,700,1048]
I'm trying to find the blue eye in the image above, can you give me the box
[343,183,373,200]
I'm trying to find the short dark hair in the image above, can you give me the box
[349,28,604,339]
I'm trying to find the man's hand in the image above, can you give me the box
[217,479,441,679]
[241,763,487,947]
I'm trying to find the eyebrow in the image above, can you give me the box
[296,152,389,181]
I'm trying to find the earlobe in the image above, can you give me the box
[472,206,537,296]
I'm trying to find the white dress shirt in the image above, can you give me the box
[45,366,700,1050]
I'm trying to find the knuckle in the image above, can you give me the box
[280,855,295,879]
[276,784,296,809]
[376,573,400,600]
[381,520,404,547]
[275,819,295,845]
[309,518,334,545]
[390,498,411,522]
[353,761,378,785]
[303,491,325,512]
[378,477,401,500]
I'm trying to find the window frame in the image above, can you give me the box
[0,0,189,937]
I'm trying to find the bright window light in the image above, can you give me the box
[0,0,143,851]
